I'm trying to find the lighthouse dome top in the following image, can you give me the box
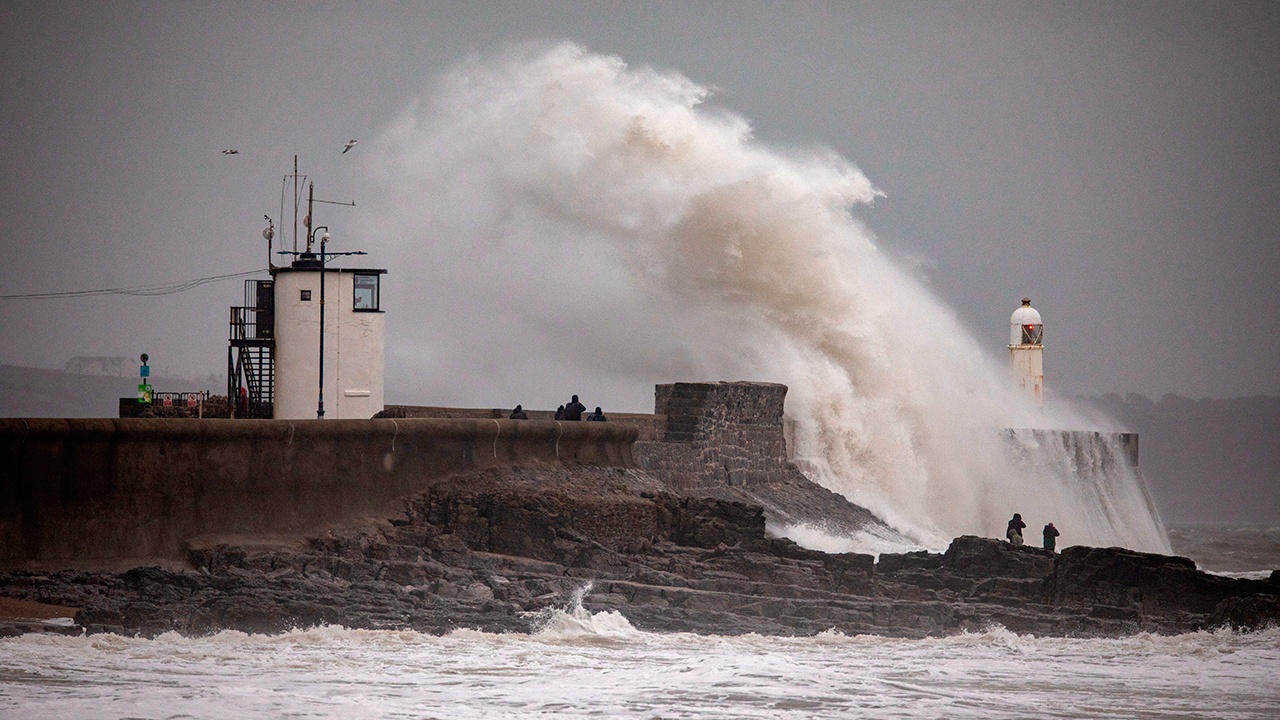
[1010,297,1042,327]
[1010,297,1044,345]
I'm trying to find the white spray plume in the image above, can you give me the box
[364,42,1169,553]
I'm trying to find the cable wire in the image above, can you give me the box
[0,269,265,300]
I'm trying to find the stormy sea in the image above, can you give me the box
[0,526,1274,719]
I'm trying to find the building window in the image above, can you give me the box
[1021,324,1043,344]
[300,289,312,301]
[353,273,380,311]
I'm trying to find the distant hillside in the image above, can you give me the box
[1076,394,1280,526]
[0,365,220,419]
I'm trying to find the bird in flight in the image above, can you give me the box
[342,139,357,154]
[221,149,239,155]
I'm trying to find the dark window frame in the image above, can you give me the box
[353,272,380,312]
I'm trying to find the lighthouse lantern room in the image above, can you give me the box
[1009,297,1044,405]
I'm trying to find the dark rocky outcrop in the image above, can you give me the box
[3,465,1276,639]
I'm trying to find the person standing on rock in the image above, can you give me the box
[1043,522,1060,552]
[564,394,587,421]
[554,405,566,420]
[586,406,606,422]
[1006,513,1026,545]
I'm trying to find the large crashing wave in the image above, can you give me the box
[364,42,1169,553]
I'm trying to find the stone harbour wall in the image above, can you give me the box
[385,384,886,539]
[0,417,636,569]
[635,382,793,491]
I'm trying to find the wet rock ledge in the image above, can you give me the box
[2,464,1277,638]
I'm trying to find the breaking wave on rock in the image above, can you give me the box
[366,42,1168,553]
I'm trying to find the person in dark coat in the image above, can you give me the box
[564,394,586,421]
[1043,522,1060,552]
[554,405,566,421]
[509,404,528,420]
[1006,513,1026,545]
[586,406,606,422]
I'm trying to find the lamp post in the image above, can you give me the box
[313,225,330,419]
[279,226,365,419]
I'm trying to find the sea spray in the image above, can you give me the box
[525,582,640,640]
[365,42,1169,553]
[1003,429,1169,551]
[767,519,924,558]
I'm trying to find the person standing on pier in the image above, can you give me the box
[564,395,586,421]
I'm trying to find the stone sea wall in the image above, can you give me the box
[0,417,635,569]
[0,382,893,572]
[634,382,792,491]
[384,383,885,539]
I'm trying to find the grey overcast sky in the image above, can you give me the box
[2,1,1278,406]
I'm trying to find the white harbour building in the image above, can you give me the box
[228,251,386,420]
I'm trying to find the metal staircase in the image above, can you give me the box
[227,279,275,418]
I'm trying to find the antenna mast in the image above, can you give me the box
[305,182,315,252]
[292,155,299,253]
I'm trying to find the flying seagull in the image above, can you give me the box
[221,149,239,155]
[342,139,357,154]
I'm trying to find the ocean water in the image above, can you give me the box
[3,528,1277,719]
[1170,524,1280,578]
[2,610,1277,719]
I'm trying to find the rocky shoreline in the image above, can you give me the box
[3,463,1277,639]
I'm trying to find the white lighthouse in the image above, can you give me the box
[1009,297,1044,405]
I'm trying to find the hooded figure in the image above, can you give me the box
[1043,522,1060,552]
[509,404,528,420]
[564,394,587,421]
[554,405,566,421]
[1006,513,1026,545]
[586,406,606,422]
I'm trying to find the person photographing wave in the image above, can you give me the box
[1006,513,1027,546]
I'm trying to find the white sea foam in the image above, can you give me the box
[525,582,641,641]
[1208,569,1275,580]
[768,519,925,557]
[3,624,1277,719]
[365,42,1168,553]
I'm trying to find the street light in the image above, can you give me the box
[312,225,331,420]
[278,225,365,419]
